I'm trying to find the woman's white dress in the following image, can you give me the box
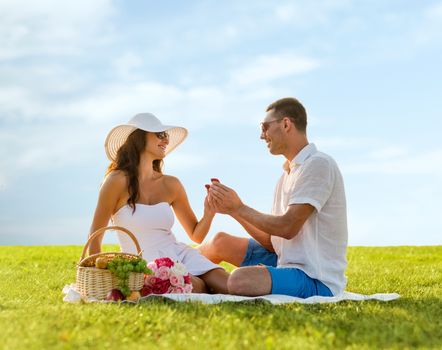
[111,202,221,276]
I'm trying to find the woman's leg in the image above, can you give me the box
[190,275,209,293]
[198,268,230,294]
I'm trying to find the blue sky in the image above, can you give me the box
[1,0,441,246]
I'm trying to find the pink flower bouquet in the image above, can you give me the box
[140,257,193,296]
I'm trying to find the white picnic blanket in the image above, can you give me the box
[62,284,400,304]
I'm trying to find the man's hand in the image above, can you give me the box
[209,183,244,215]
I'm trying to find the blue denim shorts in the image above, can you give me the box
[240,239,333,298]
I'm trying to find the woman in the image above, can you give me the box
[89,112,229,293]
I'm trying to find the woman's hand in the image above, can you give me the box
[203,189,216,217]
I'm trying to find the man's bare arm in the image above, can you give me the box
[210,183,314,239]
[232,203,314,240]
[234,216,274,252]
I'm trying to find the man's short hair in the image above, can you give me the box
[266,97,307,133]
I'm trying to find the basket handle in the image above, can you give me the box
[80,226,142,261]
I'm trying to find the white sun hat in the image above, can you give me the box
[104,113,188,161]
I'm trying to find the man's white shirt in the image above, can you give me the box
[270,143,348,295]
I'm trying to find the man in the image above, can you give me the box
[199,97,348,298]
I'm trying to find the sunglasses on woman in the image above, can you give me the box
[155,131,169,140]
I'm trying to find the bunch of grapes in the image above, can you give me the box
[107,257,151,296]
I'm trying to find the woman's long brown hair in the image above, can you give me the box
[105,129,163,213]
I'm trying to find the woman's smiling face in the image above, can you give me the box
[145,131,169,159]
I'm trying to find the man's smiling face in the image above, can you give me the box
[260,109,284,155]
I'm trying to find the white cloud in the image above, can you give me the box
[274,1,351,27]
[51,82,231,127]
[0,0,115,60]
[315,136,378,151]
[0,0,440,248]
[413,2,442,45]
[0,174,6,191]
[182,24,240,51]
[0,76,280,188]
[166,152,208,172]
[0,123,106,189]
[231,54,320,86]
[342,149,442,175]
[112,52,144,80]
[314,138,442,176]
[368,146,407,160]
[426,2,442,19]
[0,76,281,127]
[0,63,90,100]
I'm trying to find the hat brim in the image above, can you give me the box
[105,124,188,161]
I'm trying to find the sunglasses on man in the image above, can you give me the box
[260,118,284,133]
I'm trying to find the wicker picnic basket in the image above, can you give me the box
[76,226,145,300]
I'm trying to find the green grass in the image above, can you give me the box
[0,246,441,349]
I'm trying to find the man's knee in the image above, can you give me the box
[211,231,231,250]
[227,268,249,295]
[199,232,231,262]
[227,267,272,296]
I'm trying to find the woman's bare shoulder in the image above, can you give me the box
[161,174,185,194]
[102,170,128,190]
[161,174,181,186]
